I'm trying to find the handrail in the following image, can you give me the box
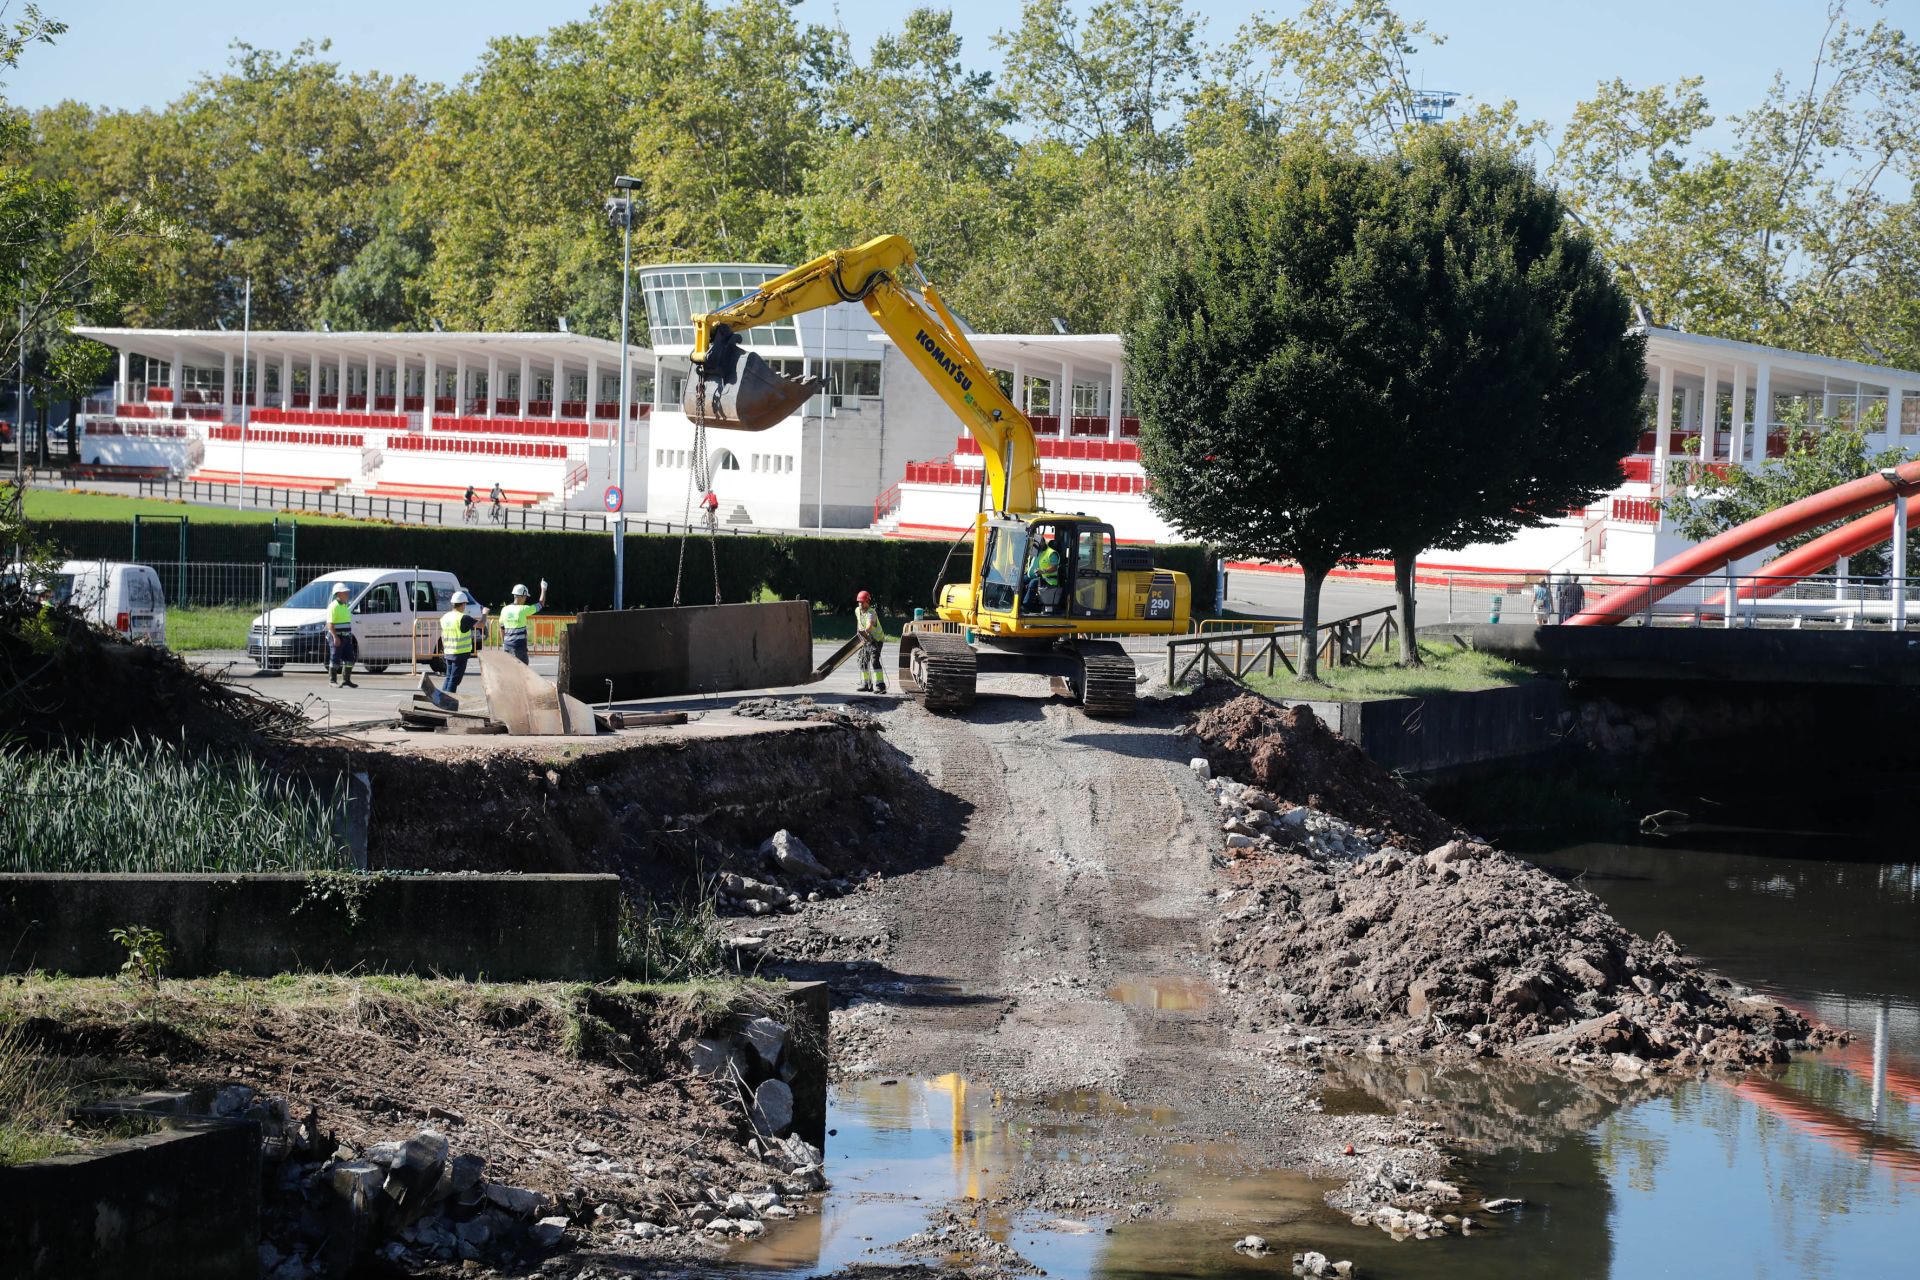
[1165,606,1398,686]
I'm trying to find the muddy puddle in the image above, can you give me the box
[1104,975,1216,1011]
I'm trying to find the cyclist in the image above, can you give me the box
[489,481,506,524]
[462,485,476,524]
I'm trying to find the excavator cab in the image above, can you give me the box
[683,323,825,430]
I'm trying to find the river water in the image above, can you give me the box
[727,821,1918,1278]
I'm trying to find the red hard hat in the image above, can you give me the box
[856,590,871,603]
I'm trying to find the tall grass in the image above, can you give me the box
[0,737,352,873]
[165,605,256,651]
[0,1020,75,1165]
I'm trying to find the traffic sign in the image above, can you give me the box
[604,485,623,512]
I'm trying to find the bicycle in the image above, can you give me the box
[489,500,505,525]
[462,500,477,525]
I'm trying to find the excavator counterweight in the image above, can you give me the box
[683,323,824,430]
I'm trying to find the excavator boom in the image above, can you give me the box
[686,235,1041,516]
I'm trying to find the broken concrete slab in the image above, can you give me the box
[478,650,603,736]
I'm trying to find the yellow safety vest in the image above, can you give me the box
[499,602,538,635]
[440,608,474,656]
[1036,547,1061,585]
[855,605,884,642]
[327,599,352,628]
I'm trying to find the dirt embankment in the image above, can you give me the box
[1186,694,1842,1073]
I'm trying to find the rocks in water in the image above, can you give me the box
[1233,1234,1270,1256]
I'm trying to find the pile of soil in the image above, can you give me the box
[1191,695,1840,1071]
[0,609,309,753]
[1187,695,1454,849]
[11,982,816,1275]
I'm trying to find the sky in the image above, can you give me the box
[1,0,1907,151]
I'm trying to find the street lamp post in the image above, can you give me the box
[608,177,640,610]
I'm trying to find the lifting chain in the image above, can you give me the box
[674,379,725,608]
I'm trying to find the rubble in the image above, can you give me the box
[1187,695,1845,1070]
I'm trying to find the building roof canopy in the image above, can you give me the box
[72,328,651,369]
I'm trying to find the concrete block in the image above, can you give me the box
[559,601,813,702]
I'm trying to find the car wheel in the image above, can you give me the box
[362,663,389,674]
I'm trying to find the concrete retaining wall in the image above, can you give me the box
[0,873,620,980]
[0,1121,260,1280]
[559,600,814,701]
[1276,683,1570,774]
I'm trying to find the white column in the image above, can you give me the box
[485,355,499,417]
[337,352,348,409]
[222,351,234,416]
[307,352,319,409]
[254,350,266,411]
[423,354,436,430]
[1893,387,1907,449]
[1697,364,1716,466]
[390,354,404,418]
[1893,493,1909,631]
[117,350,129,403]
[1652,363,1674,513]
[454,355,467,416]
[1059,361,1073,436]
[586,355,600,422]
[1731,365,1749,467]
[1751,362,1772,472]
[366,352,377,410]
[280,354,291,408]
[1011,357,1026,417]
[170,349,184,404]
[1107,359,1123,442]
[518,355,531,418]
[551,357,564,420]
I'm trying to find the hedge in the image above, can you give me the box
[36,517,1216,615]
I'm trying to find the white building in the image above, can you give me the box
[71,328,655,509]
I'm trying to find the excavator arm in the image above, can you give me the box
[686,234,1041,516]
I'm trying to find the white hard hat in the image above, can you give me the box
[451,590,471,604]
[331,582,351,595]
[511,583,529,596]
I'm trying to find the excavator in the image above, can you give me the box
[683,234,1190,716]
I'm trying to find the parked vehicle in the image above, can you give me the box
[45,560,169,646]
[247,569,481,671]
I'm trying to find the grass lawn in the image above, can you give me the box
[166,604,256,650]
[24,487,374,526]
[1238,641,1536,702]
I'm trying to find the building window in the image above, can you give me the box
[713,449,741,472]
[641,268,799,349]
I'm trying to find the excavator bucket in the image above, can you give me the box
[683,323,825,431]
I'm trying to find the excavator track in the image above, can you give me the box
[900,631,977,712]
[1076,641,1138,718]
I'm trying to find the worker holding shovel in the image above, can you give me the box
[855,590,887,694]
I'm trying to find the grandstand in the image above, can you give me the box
[71,328,654,509]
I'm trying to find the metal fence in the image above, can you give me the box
[1166,606,1399,685]
[1440,568,1920,630]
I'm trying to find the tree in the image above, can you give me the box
[1373,135,1645,662]
[1129,146,1403,681]
[1661,409,1912,575]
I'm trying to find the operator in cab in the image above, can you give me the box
[1024,535,1064,614]
[499,579,548,664]
[326,582,358,688]
[854,589,888,694]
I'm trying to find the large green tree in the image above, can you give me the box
[1129,145,1403,681]
[1372,136,1645,661]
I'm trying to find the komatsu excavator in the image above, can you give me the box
[684,234,1190,716]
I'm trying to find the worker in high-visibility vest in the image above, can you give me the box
[1025,536,1064,613]
[499,579,548,664]
[326,582,358,688]
[854,589,887,694]
[439,590,481,695]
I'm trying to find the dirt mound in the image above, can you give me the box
[0,610,309,753]
[1187,694,1454,849]
[1212,832,1839,1070]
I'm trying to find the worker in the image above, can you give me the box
[1026,536,1063,613]
[325,582,358,688]
[854,589,887,694]
[499,579,548,664]
[439,590,481,694]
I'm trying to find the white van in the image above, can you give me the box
[248,568,481,671]
[47,560,169,646]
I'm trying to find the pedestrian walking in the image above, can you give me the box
[1565,575,1587,620]
[854,589,887,694]
[499,579,548,664]
[1550,575,1567,625]
[325,582,358,687]
[1532,579,1550,626]
[439,590,480,695]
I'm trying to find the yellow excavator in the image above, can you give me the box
[684,234,1190,716]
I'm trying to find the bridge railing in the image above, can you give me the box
[1442,568,1920,630]
[1165,606,1398,686]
